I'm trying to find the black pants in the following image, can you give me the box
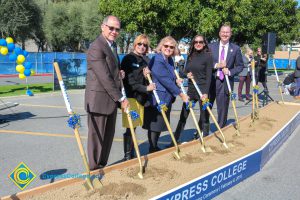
[174,100,210,141]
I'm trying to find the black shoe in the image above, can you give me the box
[166,141,181,148]
[238,98,245,102]
[193,132,200,140]
[149,147,161,153]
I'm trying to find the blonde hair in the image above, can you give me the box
[133,34,150,53]
[155,36,179,56]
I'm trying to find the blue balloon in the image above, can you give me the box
[24,62,32,69]
[0,39,7,46]
[9,53,17,61]
[24,69,31,76]
[7,43,15,52]
[14,47,23,55]
[23,50,29,57]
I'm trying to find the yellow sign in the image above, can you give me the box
[8,162,36,190]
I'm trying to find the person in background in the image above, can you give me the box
[208,24,243,128]
[294,53,300,99]
[120,34,156,160]
[238,48,253,102]
[143,36,189,153]
[170,34,213,146]
[255,47,268,90]
[85,15,129,170]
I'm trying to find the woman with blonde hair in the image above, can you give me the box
[120,34,156,160]
[143,36,189,153]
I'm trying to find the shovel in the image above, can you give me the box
[120,83,144,179]
[224,75,240,136]
[272,58,285,103]
[191,78,230,149]
[250,60,259,126]
[125,108,144,179]
[146,74,181,159]
[174,70,212,153]
[53,62,102,190]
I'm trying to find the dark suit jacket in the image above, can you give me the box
[85,35,122,115]
[208,42,243,92]
[149,53,181,106]
[120,52,150,105]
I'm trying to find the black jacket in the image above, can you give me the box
[295,56,300,78]
[120,52,150,105]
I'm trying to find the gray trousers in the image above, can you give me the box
[87,109,117,170]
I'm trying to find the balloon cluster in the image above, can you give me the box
[0,37,34,79]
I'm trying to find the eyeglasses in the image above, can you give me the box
[163,44,175,50]
[104,24,120,32]
[137,43,148,48]
[194,40,204,45]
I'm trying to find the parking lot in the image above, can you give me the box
[0,74,299,198]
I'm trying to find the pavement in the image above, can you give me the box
[0,74,299,198]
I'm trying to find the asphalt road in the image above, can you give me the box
[0,74,299,198]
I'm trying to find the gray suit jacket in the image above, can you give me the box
[84,35,122,115]
[239,55,252,77]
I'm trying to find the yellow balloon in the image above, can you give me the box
[16,65,25,73]
[6,37,14,44]
[19,73,26,79]
[30,69,35,76]
[0,47,8,55]
[16,60,22,65]
[17,55,25,63]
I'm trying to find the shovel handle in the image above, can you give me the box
[53,62,73,114]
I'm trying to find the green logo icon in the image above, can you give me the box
[9,162,36,190]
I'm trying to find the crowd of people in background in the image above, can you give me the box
[85,15,300,170]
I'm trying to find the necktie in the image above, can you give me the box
[218,46,225,80]
[110,42,118,63]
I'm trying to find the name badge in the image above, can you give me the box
[132,63,139,68]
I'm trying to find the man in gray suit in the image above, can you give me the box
[209,24,243,128]
[85,15,129,170]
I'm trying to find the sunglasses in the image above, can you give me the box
[137,43,148,48]
[163,44,175,50]
[104,24,120,32]
[194,40,204,44]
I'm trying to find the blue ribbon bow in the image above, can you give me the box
[67,113,81,129]
[230,93,237,100]
[185,101,196,110]
[129,110,140,121]
[156,101,168,113]
[202,99,212,111]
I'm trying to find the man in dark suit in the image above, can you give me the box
[85,15,129,170]
[209,24,243,128]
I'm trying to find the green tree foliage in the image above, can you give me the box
[98,0,299,49]
[44,0,102,51]
[0,0,45,49]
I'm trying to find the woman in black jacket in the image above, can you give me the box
[120,34,156,160]
[170,34,213,146]
[294,55,300,98]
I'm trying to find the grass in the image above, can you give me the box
[0,83,53,97]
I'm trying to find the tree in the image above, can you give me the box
[43,0,101,51]
[98,0,300,49]
[0,0,45,49]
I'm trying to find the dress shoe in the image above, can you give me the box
[238,98,245,102]
[149,147,161,153]
[193,132,200,140]
[166,141,181,148]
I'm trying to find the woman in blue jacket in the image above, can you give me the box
[143,36,189,153]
